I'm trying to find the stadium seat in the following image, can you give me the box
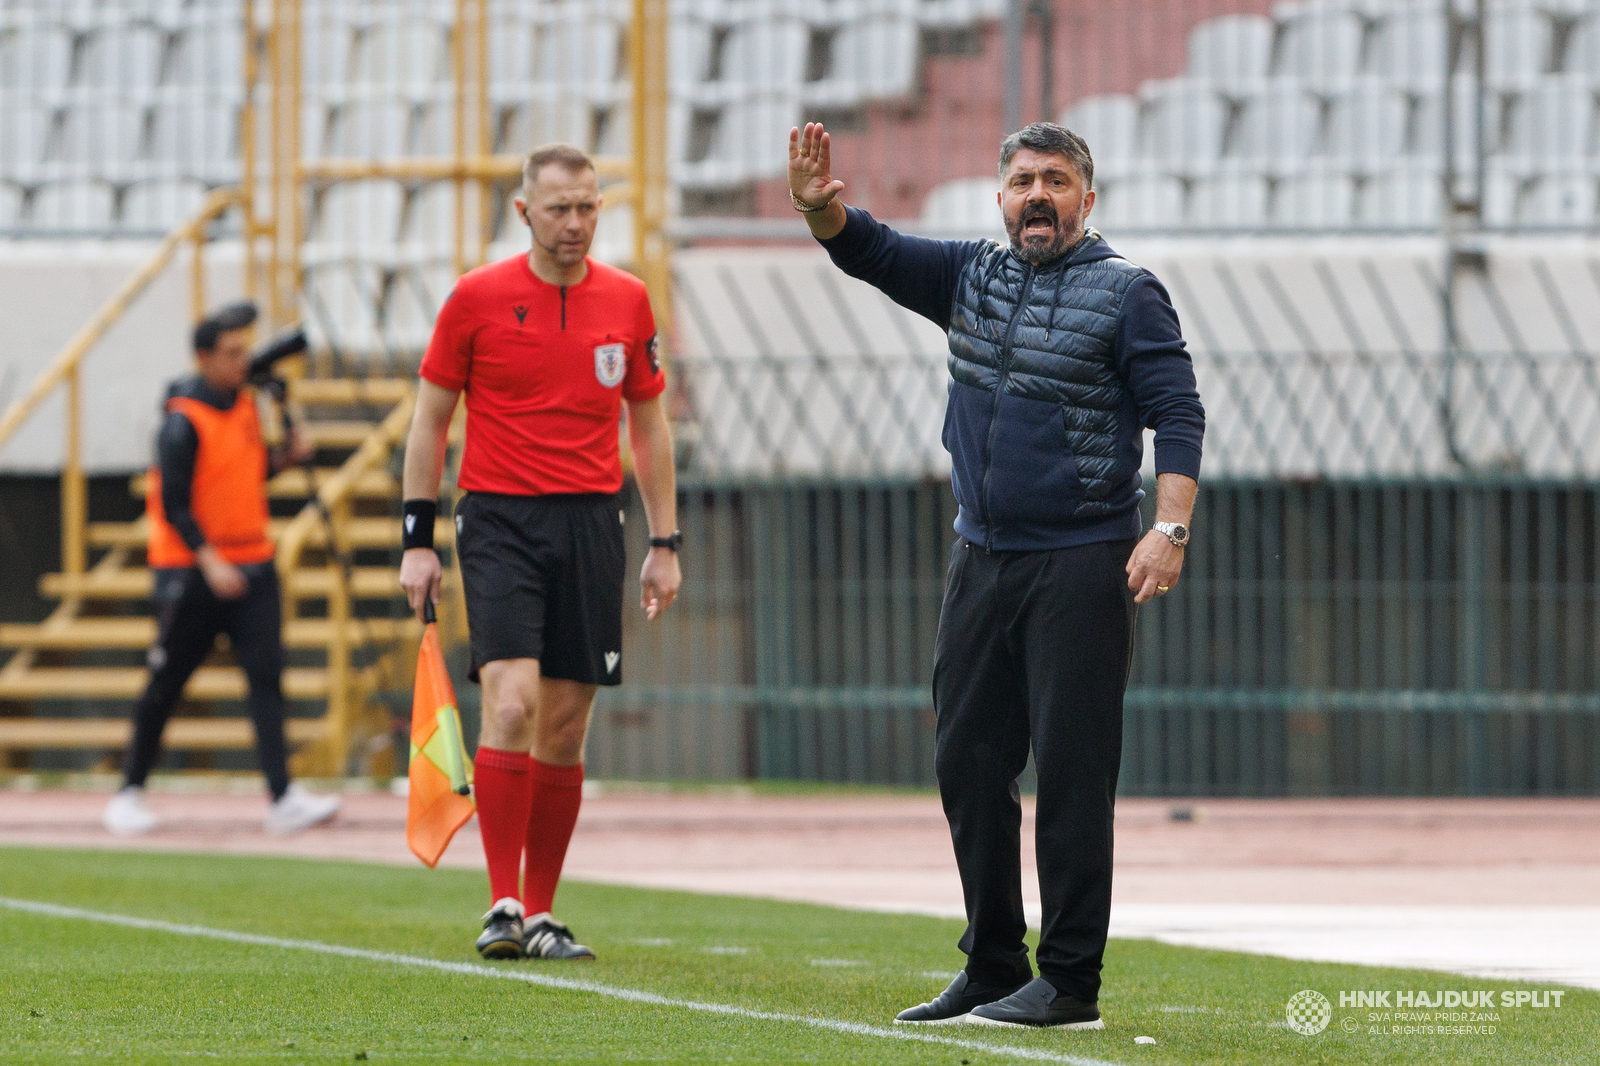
[1367,9,1448,92]
[1324,79,1410,169]
[913,0,1007,30]
[168,18,244,91]
[148,92,241,183]
[1517,170,1600,227]
[306,179,405,265]
[1091,173,1185,230]
[1360,166,1441,229]
[329,95,415,159]
[1273,169,1358,228]
[1239,79,1326,168]
[1139,79,1227,175]
[1189,170,1270,228]
[706,19,810,101]
[78,24,165,90]
[1059,95,1141,180]
[669,18,716,90]
[304,260,385,359]
[0,181,22,228]
[918,177,1000,233]
[1406,76,1483,171]
[353,18,453,98]
[1273,6,1363,89]
[537,10,626,99]
[400,181,458,262]
[1186,14,1275,90]
[1485,6,1553,90]
[679,96,799,186]
[29,179,116,231]
[120,178,208,233]
[0,102,54,182]
[500,97,599,155]
[55,99,149,180]
[1,23,74,91]
[804,16,920,107]
[490,12,537,95]
[386,260,456,352]
[1504,75,1596,171]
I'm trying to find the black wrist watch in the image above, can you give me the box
[648,531,682,552]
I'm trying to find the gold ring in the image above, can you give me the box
[1156,585,1170,592]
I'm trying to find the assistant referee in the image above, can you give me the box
[399,143,681,961]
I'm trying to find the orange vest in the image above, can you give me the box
[146,389,275,568]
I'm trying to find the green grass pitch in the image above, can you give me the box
[0,846,1594,1064]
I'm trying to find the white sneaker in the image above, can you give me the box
[265,784,342,834]
[103,787,159,835]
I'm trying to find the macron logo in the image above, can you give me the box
[513,304,528,325]
[604,651,620,674]
[404,515,416,534]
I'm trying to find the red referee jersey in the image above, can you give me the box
[420,254,665,496]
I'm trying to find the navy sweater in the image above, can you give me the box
[820,207,1204,548]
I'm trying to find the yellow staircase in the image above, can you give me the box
[0,376,450,777]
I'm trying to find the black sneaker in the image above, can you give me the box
[475,898,524,960]
[894,972,1028,1025]
[966,977,1103,1029]
[522,914,596,961]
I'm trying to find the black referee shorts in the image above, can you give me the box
[454,491,626,686]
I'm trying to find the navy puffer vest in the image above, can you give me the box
[941,230,1147,548]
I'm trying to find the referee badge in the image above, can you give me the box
[594,342,626,388]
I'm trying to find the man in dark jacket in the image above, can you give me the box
[790,121,1205,1028]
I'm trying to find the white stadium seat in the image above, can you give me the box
[669,19,716,90]
[1190,170,1270,228]
[120,178,209,232]
[0,181,22,227]
[400,181,458,261]
[1090,173,1186,230]
[1274,7,1363,89]
[328,95,415,159]
[1139,79,1227,175]
[55,100,149,179]
[1233,79,1322,168]
[918,177,999,233]
[1186,14,1276,90]
[168,18,244,90]
[536,11,626,98]
[386,261,457,352]
[1274,169,1358,228]
[1503,75,1596,171]
[679,96,799,186]
[711,20,810,97]
[305,179,405,265]
[805,16,920,107]
[1367,9,1449,91]
[148,93,240,183]
[1,23,74,91]
[500,97,599,155]
[353,18,453,97]
[29,179,116,230]
[78,24,166,90]
[305,261,384,359]
[1323,79,1411,169]
[0,103,54,181]
[1059,95,1141,180]
[1485,6,1554,90]
[1360,166,1441,229]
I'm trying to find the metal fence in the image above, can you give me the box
[588,476,1600,795]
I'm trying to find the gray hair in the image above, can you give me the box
[998,122,1094,190]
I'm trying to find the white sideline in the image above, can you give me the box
[0,896,1123,1066]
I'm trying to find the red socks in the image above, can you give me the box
[522,758,584,916]
[473,747,532,904]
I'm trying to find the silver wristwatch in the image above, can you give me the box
[1153,521,1190,548]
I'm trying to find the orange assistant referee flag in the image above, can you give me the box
[407,599,475,868]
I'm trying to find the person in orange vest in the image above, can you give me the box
[103,302,342,836]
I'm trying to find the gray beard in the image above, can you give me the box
[1008,213,1086,266]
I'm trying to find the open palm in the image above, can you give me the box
[788,122,845,208]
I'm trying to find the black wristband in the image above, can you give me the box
[648,530,682,553]
[401,499,437,551]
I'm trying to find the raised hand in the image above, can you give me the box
[788,123,845,209]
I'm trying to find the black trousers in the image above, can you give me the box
[932,537,1137,1002]
[122,564,291,799]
